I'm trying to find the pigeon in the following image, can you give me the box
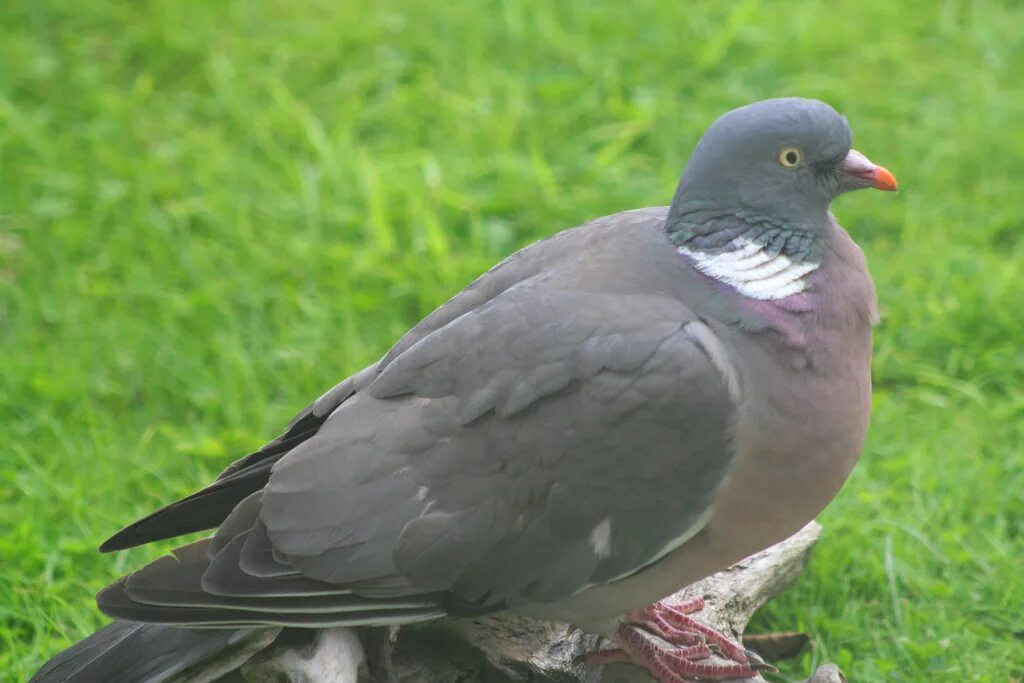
[32,98,896,683]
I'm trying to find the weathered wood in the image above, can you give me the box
[239,522,841,683]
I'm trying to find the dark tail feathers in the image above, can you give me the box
[31,620,279,683]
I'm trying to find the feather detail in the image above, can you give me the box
[677,237,819,300]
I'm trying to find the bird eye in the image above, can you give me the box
[778,147,802,168]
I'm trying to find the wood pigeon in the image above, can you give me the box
[32,98,897,683]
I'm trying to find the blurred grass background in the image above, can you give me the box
[2,0,1023,680]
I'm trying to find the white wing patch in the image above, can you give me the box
[678,237,819,300]
[682,321,742,402]
[589,518,613,559]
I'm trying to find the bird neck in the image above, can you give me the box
[665,201,825,301]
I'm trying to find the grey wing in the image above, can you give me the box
[98,278,740,626]
[259,281,740,610]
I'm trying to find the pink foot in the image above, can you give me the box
[585,597,774,683]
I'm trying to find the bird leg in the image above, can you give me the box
[637,597,750,663]
[584,596,774,682]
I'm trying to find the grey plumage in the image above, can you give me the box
[30,621,278,683]
[34,98,895,682]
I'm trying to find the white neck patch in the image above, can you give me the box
[677,237,819,300]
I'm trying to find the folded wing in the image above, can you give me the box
[99,275,740,626]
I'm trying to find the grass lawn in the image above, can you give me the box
[2,1,1023,680]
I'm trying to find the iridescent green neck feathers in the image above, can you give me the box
[667,205,823,301]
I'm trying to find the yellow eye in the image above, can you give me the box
[778,147,802,168]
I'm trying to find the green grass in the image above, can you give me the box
[2,0,1023,680]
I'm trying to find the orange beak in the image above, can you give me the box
[839,149,898,192]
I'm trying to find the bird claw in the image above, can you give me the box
[584,597,770,683]
[634,597,751,664]
[744,648,777,673]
